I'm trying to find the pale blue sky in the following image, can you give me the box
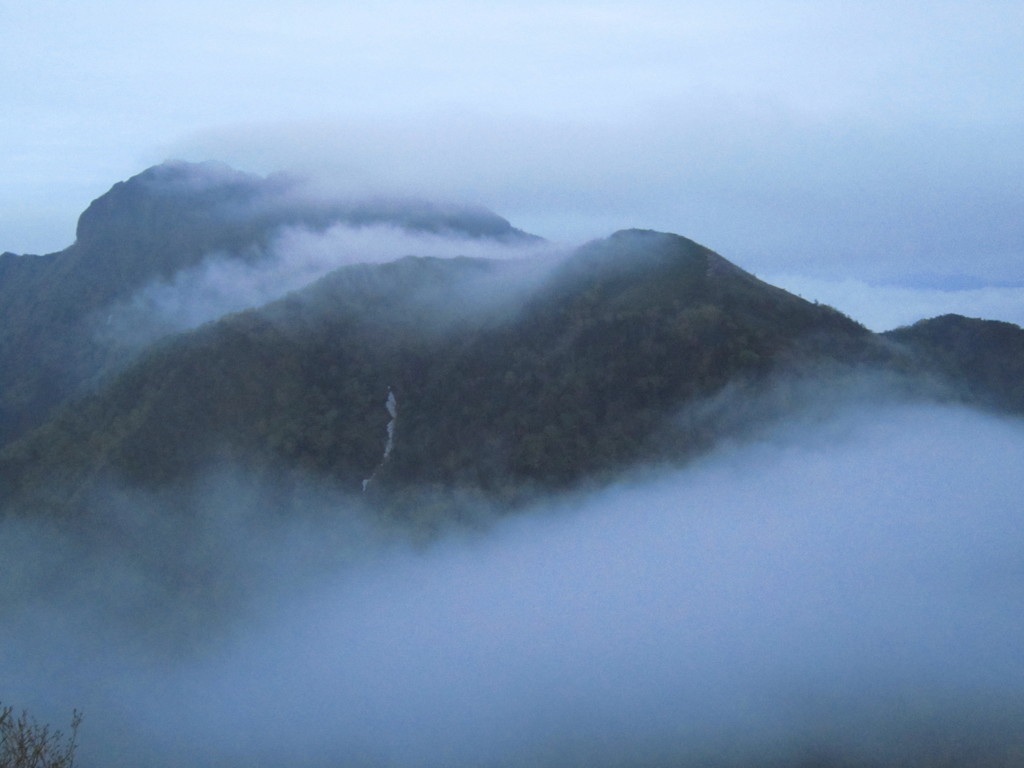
[3,0,1022,326]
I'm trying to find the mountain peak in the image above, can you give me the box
[75,160,537,251]
[74,161,275,248]
[131,159,261,188]
[607,227,692,241]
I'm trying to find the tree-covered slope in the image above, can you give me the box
[1,229,896,519]
[4,162,1023,525]
[0,161,533,448]
[884,314,1024,413]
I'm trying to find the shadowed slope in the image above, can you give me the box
[0,161,534,447]
[1,230,894,520]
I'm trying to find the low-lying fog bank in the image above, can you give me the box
[3,399,1023,767]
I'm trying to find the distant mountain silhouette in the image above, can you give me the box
[883,314,1024,413]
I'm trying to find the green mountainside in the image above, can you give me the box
[2,166,1023,525]
[0,161,532,447]
[883,314,1024,413]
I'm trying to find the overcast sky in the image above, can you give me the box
[2,1,1021,328]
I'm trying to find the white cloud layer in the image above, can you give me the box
[3,400,1024,766]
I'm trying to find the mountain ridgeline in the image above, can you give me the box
[2,162,1023,523]
[0,161,534,448]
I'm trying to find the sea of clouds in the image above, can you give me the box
[3,396,1023,767]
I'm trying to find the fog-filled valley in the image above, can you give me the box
[2,162,1024,767]
[3,397,1024,767]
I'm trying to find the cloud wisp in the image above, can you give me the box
[2,398,1023,767]
[98,220,565,350]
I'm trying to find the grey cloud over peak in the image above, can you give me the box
[171,104,1023,284]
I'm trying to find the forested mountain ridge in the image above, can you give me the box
[0,161,534,448]
[883,314,1024,413]
[2,165,1024,525]
[0,223,999,523]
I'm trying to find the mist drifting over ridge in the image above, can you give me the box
[99,219,564,351]
[0,160,564,448]
[79,160,563,350]
[4,397,1024,768]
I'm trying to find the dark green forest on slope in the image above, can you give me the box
[2,162,1024,529]
[5,224,1023,527]
[0,161,533,449]
[883,314,1024,413]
